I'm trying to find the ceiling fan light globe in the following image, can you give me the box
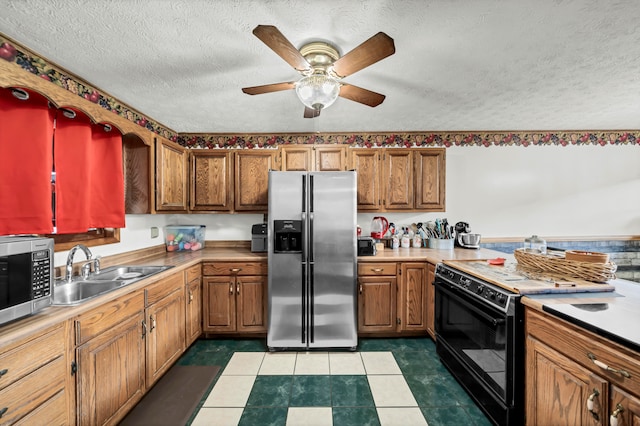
[295,75,340,110]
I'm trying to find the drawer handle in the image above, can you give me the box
[0,369,7,377]
[142,320,147,338]
[230,268,242,273]
[236,283,240,294]
[229,283,234,294]
[586,389,600,421]
[610,403,624,426]
[189,291,193,303]
[359,284,363,294]
[587,353,631,378]
[0,407,7,418]
[150,315,156,332]
[371,268,384,273]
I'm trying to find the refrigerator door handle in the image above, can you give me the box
[301,262,307,344]
[309,213,314,262]
[309,175,314,213]
[309,262,314,344]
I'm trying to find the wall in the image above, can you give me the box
[54,144,640,266]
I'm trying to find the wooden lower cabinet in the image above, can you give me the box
[358,261,429,335]
[526,307,640,426]
[203,262,268,334]
[0,322,73,425]
[185,264,203,346]
[77,311,146,426]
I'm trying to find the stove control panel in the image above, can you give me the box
[435,263,516,310]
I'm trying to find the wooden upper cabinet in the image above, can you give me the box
[280,145,313,171]
[349,149,382,211]
[314,145,347,171]
[234,150,278,212]
[350,147,445,212]
[414,148,446,211]
[155,137,188,212]
[383,149,414,210]
[280,145,346,171]
[190,150,233,211]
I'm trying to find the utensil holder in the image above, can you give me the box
[428,238,454,249]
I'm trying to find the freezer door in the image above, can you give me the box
[267,171,308,349]
[308,171,358,349]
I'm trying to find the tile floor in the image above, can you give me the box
[178,338,492,426]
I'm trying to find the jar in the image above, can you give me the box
[412,235,422,248]
[391,235,400,249]
[401,234,410,248]
[524,235,547,254]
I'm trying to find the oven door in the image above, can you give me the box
[435,278,518,404]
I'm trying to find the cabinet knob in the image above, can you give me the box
[610,403,624,426]
[0,369,7,378]
[0,407,7,418]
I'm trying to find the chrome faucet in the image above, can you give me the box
[65,244,92,282]
[81,255,101,279]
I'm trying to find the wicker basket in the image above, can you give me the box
[514,248,617,283]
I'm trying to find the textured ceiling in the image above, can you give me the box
[1,0,640,133]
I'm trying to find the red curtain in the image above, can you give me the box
[54,113,125,233]
[0,88,54,235]
[89,123,125,228]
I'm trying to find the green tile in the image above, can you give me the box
[239,407,287,426]
[333,407,380,426]
[463,403,494,426]
[393,350,448,376]
[420,406,473,426]
[290,376,331,407]
[390,337,436,352]
[246,376,292,407]
[358,338,397,351]
[405,374,461,407]
[331,376,375,407]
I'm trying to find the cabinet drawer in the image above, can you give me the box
[358,263,397,276]
[0,356,66,425]
[527,308,640,396]
[76,290,145,345]
[203,262,267,276]
[185,264,201,283]
[146,272,184,306]
[0,324,65,391]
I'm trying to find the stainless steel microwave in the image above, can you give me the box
[0,236,53,326]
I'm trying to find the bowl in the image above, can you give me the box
[461,233,481,246]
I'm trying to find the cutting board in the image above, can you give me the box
[442,259,616,295]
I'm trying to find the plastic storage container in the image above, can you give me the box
[164,225,205,252]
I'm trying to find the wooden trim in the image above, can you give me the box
[49,229,120,252]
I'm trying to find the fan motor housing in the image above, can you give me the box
[299,42,340,74]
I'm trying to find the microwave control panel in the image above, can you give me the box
[32,249,51,298]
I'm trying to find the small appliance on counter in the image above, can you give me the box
[251,223,267,252]
[370,216,389,240]
[454,221,481,249]
[357,236,377,256]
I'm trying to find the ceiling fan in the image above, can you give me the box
[242,25,395,118]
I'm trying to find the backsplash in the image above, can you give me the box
[483,240,640,283]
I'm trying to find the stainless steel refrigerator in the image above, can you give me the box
[267,170,358,350]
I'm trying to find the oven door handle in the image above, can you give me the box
[437,280,506,327]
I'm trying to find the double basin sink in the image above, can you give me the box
[52,265,174,305]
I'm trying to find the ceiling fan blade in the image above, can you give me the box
[304,107,321,118]
[253,25,311,72]
[339,84,386,107]
[331,32,395,78]
[242,81,296,95]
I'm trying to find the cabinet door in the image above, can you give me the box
[146,288,185,387]
[383,149,414,210]
[426,262,436,339]
[77,312,146,426]
[349,149,381,211]
[281,145,313,171]
[234,150,277,211]
[185,275,203,346]
[315,145,346,171]
[414,148,445,211]
[357,275,397,333]
[399,263,427,332]
[610,385,640,426]
[236,275,268,333]
[525,335,608,426]
[190,150,233,211]
[155,137,188,212]
[204,276,236,332]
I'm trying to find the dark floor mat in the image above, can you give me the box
[119,365,220,426]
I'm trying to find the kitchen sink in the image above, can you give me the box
[52,265,174,305]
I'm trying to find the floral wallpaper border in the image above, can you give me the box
[2,35,639,149]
